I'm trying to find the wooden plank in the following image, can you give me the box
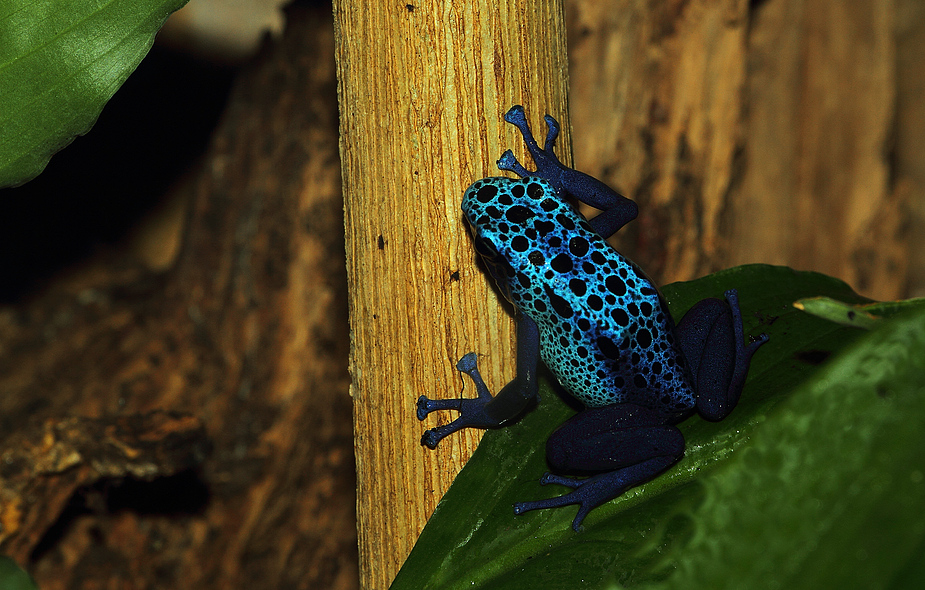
[332,1,571,586]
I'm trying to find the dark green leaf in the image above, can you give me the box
[0,0,190,187]
[0,556,38,590]
[392,264,925,589]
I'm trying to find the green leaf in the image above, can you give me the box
[793,295,925,329]
[793,296,882,329]
[0,0,190,187]
[392,264,925,589]
[0,556,38,590]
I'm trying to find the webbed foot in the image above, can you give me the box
[514,455,679,531]
[417,353,495,448]
[496,105,637,236]
[496,105,564,180]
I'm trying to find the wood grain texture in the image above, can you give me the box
[566,0,917,300]
[730,0,901,299]
[332,1,570,586]
[895,0,925,297]
[568,0,751,282]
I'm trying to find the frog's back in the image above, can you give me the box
[462,177,695,415]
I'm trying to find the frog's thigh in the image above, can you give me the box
[675,298,733,375]
[545,403,683,473]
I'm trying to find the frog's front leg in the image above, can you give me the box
[496,105,638,239]
[514,404,684,531]
[417,313,541,448]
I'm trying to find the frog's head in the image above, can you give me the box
[461,177,562,303]
[460,178,533,302]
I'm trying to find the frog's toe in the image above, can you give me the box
[539,472,583,489]
[420,429,440,449]
[504,104,527,126]
[455,352,478,373]
[569,504,597,531]
[416,396,432,420]
[542,114,561,152]
[513,490,593,532]
[497,150,530,177]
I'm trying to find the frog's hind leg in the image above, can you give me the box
[514,403,684,531]
[676,289,769,422]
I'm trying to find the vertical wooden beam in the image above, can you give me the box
[332,1,570,587]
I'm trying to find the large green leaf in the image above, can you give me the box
[392,264,925,589]
[0,0,190,187]
[0,556,37,590]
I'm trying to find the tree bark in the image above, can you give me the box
[332,1,570,587]
[895,0,925,297]
[566,0,917,301]
[568,0,753,283]
[731,0,900,299]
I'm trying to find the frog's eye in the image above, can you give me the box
[505,205,536,225]
[473,235,499,259]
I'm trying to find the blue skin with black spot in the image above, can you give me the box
[417,105,768,531]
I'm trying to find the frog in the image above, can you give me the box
[417,105,769,531]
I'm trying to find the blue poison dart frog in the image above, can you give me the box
[417,105,769,531]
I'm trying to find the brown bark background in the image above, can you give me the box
[0,0,921,589]
[567,0,921,301]
[1,4,357,589]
